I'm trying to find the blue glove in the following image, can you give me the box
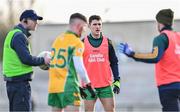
[112,80,120,94]
[118,43,135,57]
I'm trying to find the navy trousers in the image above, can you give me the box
[6,81,32,111]
[158,85,180,112]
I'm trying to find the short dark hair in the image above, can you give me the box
[89,15,101,24]
[69,13,87,23]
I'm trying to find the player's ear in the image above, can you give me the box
[77,23,82,30]
[23,18,28,24]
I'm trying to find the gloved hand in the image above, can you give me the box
[79,87,87,98]
[79,83,96,98]
[86,84,96,98]
[113,80,120,94]
[118,43,135,57]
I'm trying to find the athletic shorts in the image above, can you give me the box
[83,85,114,100]
[48,91,81,108]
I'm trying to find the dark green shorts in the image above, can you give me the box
[83,85,114,100]
[48,91,81,108]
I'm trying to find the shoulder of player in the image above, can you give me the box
[102,36,112,45]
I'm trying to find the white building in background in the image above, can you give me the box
[32,20,180,55]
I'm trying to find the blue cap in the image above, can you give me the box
[20,9,43,21]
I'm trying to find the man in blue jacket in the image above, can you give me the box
[2,9,50,111]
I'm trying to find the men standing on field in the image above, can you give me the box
[119,9,180,111]
[48,13,95,112]
[3,9,50,111]
[82,15,120,112]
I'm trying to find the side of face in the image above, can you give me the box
[156,22,164,33]
[26,19,38,31]
[157,23,161,32]
[76,20,87,37]
[89,19,102,37]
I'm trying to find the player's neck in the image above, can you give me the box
[91,33,100,39]
[69,27,80,37]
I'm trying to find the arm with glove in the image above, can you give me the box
[73,56,96,98]
[117,43,135,58]
[108,39,121,94]
[117,41,162,63]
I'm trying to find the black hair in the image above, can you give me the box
[89,15,101,24]
[69,13,87,23]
